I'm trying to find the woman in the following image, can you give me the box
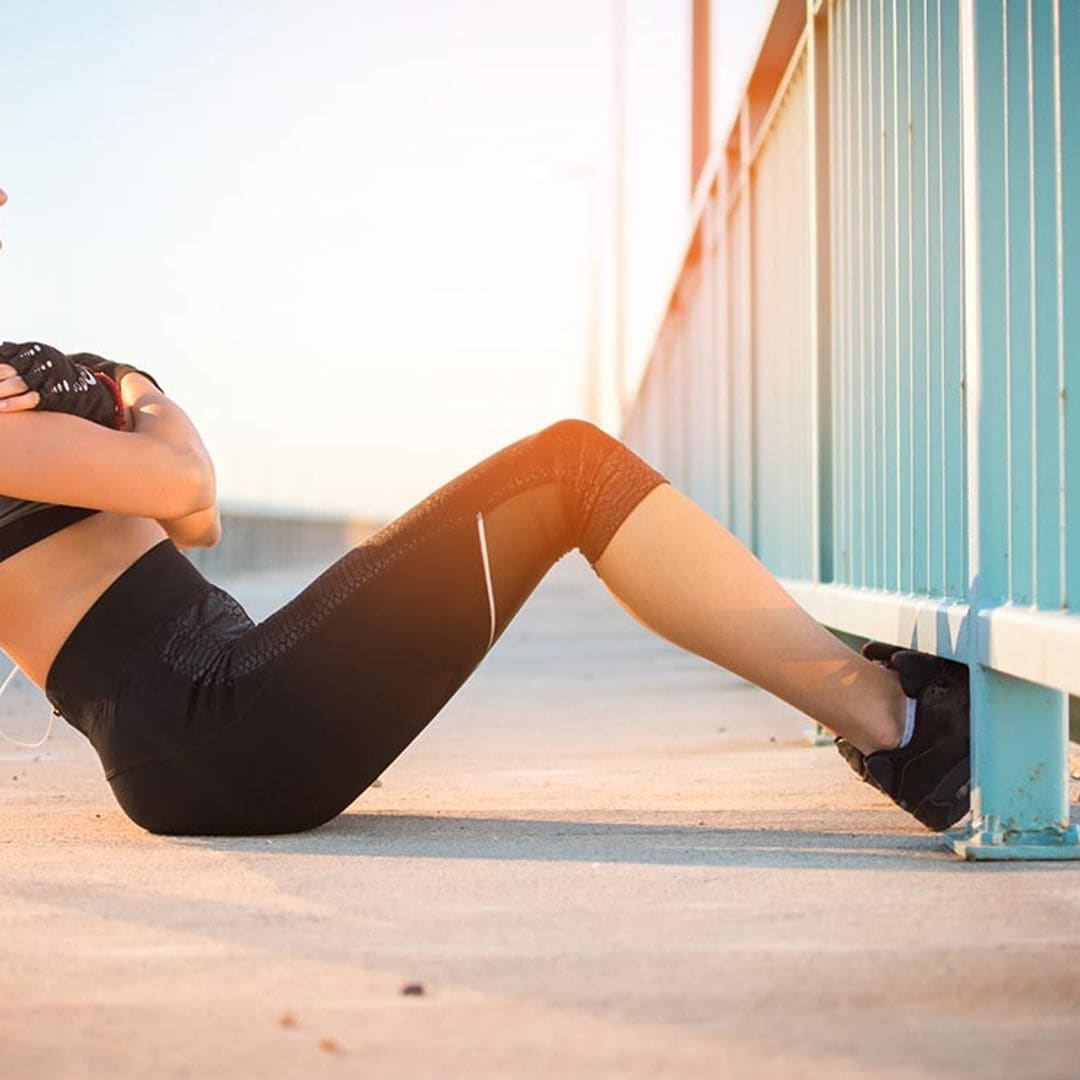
[0,185,970,837]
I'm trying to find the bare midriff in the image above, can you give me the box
[0,513,168,688]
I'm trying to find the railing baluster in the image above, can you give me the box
[1060,0,1080,613]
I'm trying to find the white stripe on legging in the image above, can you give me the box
[476,511,497,652]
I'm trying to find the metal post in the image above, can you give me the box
[583,169,602,426]
[950,0,1078,859]
[802,0,832,747]
[733,99,756,551]
[691,0,711,195]
[807,0,834,588]
[613,0,627,426]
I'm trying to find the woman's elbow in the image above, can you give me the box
[200,511,223,548]
[178,520,222,550]
[191,451,217,511]
[172,450,217,517]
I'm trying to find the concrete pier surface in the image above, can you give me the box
[2,555,1079,1079]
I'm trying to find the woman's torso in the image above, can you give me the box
[0,513,168,687]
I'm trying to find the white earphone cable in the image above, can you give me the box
[0,663,55,750]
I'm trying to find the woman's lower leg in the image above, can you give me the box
[457,420,905,755]
[593,482,907,755]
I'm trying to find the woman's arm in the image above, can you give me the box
[154,500,222,549]
[119,374,222,548]
[0,373,215,520]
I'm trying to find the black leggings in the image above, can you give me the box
[45,420,668,835]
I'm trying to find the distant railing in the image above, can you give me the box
[184,506,375,579]
[623,0,1079,859]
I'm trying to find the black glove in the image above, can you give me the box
[66,351,164,394]
[0,341,125,428]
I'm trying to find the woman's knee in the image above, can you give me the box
[530,418,667,565]
[534,417,612,454]
[529,417,621,483]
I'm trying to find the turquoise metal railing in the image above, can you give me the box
[830,0,967,598]
[623,0,1080,859]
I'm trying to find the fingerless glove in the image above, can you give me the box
[67,351,164,395]
[0,341,126,429]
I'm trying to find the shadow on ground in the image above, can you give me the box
[159,809,1080,874]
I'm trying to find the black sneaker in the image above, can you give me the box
[834,643,971,831]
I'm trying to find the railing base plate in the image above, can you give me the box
[946,823,1080,861]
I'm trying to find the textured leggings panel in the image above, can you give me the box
[214,418,665,680]
[58,420,668,835]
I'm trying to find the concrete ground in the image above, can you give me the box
[2,554,1079,1079]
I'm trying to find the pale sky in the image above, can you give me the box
[1,0,771,520]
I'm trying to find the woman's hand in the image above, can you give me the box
[0,363,40,413]
[1,341,127,427]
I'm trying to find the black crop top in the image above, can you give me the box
[0,498,99,562]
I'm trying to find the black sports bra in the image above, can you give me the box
[0,497,99,563]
